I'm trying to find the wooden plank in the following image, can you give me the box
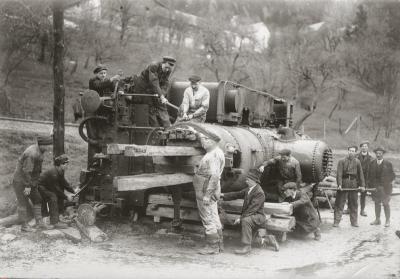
[154,164,195,174]
[115,173,193,191]
[107,144,129,155]
[146,204,295,232]
[148,194,197,208]
[124,145,205,157]
[152,155,203,166]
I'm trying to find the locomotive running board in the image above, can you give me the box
[115,173,193,191]
[107,144,205,157]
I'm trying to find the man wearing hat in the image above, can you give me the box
[187,124,225,254]
[179,75,210,123]
[356,140,374,216]
[282,182,321,240]
[369,146,395,227]
[333,145,365,227]
[38,154,76,229]
[221,169,280,254]
[89,65,121,97]
[131,56,176,127]
[12,136,54,232]
[259,149,302,202]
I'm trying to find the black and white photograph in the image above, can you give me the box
[0,0,399,278]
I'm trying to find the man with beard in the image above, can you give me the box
[333,145,365,227]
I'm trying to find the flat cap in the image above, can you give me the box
[93,65,107,74]
[373,146,386,153]
[281,182,297,191]
[37,135,53,146]
[279,149,291,156]
[246,169,261,184]
[348,145,358,151]
[162,56,176,65]
[359,140,370,147]
[188,75,201,83]
[54,154,69,166]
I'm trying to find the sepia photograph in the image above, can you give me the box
[0,0,399,278]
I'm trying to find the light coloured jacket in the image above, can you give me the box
[181,85,210,121]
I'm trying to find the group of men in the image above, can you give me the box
[12,136,75,232]
[334,141,395,228]
[86,56,210,126]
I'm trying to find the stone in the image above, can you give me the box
[4,225,22,235]
[60,227,82,243]
[42,229,65,240]
[1,233,17,244]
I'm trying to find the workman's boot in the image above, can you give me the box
[343,209,349,215]
[217,229,224,252]
[384,219,390,227]
[34,205,54,230]
[198,233,220,255]
[360,210,367,217]
[54,222,69,229]
[314,228,321,241]
[21,223,36,232]
[332,222,339,228]
[234,245,252,255]
[370,219,381,225]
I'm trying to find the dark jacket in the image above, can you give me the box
[368,159,395,195]
[223,184,265,218]
[356,152,374,182]
[337,156,365,188]
[134,62,171,97]
[38,167,74,199]
[286,190,320,233]
[89,77,115,97]
[13,144,44,188]
[261,156,302,188]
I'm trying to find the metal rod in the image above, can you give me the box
[318,187,376,192]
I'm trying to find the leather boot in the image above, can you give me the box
[217,229,224,252]
[360,210,367,217]
[34,205,54,230]
[234,245,251,255]
[370,219,381,225]
[198,233,220,255]
[384,205,390,227]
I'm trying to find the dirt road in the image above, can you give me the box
[1,196,399,279]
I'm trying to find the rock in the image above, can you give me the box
[1,233,17,244]
[4,225,22,235]
[60,227,82,243]
[42,229,65,240]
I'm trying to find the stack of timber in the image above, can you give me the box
[146,194,295,234]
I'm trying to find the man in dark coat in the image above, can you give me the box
[259,149,302,202]
[221,169,279,254]
[333,145,365,227]
[369,147,395,227]
[38,154,76,229]
[12,136,54,232]
[282,182,321,240]
[89,65,120,97]
[131,56,176,127]
[356,140,374,216]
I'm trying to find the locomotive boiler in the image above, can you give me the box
[77,80,333,220]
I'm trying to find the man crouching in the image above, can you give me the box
[221,169,279,254]
[38,154,76,229]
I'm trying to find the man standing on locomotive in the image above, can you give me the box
[12,136,54,232]
[179,75,210,123]
[188,125,225,254]
[132,56,176,127]
[38,154,76,229]
[89,65,121,97]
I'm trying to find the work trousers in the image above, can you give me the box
[149,104,171,128]
[372,187,391,220]
[360,191,367,212]
[334,191,358,225]
[12,181,42,223]
[39,188,64,224]
[196,198,222,235]
[240,214,266,245]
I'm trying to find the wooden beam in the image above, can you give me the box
[115,173,193,191]
[124,145,204,157]
[148,194,197,208]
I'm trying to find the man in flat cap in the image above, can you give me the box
[259,149,302,202]
[221,169,280,254]
[38,154,77,229]
[186,124,225,254]
[179,75,210,123]
[89,65,121,97]
[333,145,365,227]
[131,56,176,127]
[12,136,54,232]
[356,140,374,216]
[282,182,321,240]
[369,147,395,227]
